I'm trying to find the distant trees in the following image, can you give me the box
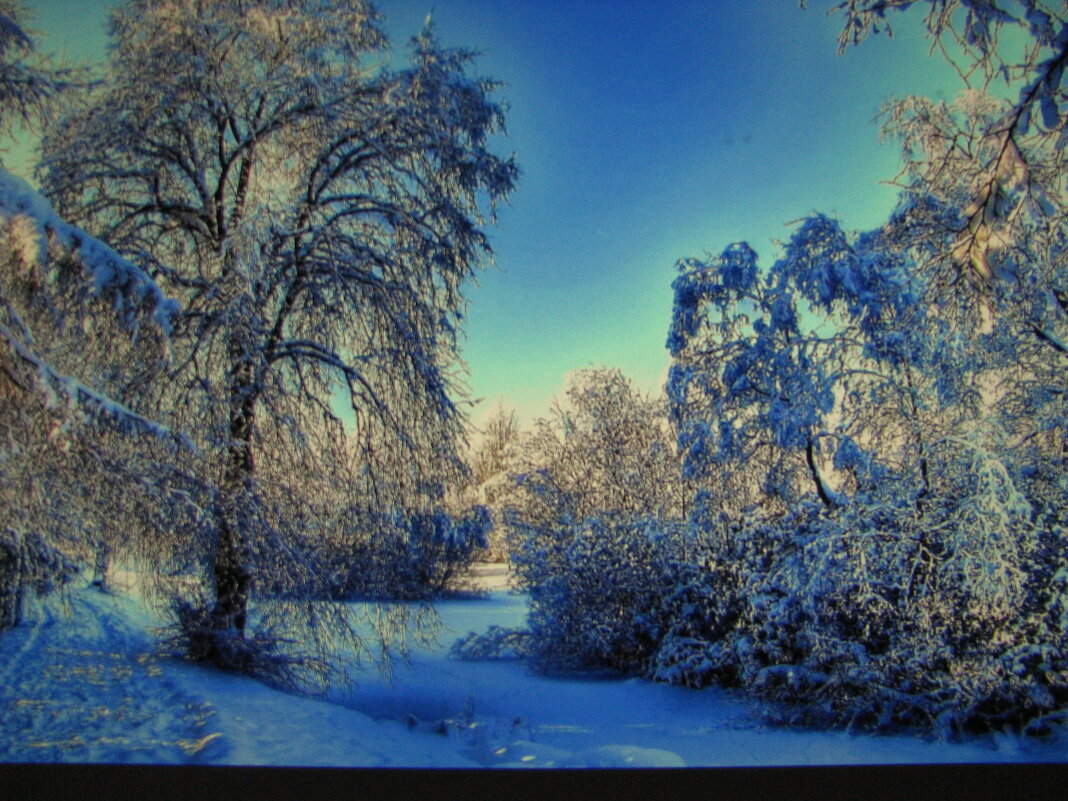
[33,0,515,681]
[464,403,521,561]
[469,405,522,502]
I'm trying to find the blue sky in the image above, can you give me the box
[15,0,972,428]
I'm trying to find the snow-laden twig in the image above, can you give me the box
[0,319,194,450]
[0,167,179,333]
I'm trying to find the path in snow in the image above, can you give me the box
[0,590,219,764]
[0,580,476,767]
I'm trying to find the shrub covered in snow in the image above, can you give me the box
[512,512,680,674]
[328,506,490,601]
[652,460,1068,735]
[649,153,1068,735]
[506,369,682,535]
[501,369,684,673]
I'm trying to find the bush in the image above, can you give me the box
[450,625,532,661]
[331,506,489,601]
[165,594,320,689]
[512,513,679,674]
[650,454,1068,736]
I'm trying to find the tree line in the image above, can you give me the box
[464,1,1068,737]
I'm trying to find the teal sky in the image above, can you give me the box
[12,1,976,429]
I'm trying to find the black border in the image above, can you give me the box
[2,764,1067,801]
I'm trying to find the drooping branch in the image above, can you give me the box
[0,317,193,449]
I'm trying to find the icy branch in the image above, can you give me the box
[0,319,194,450]
[0,167,180,332]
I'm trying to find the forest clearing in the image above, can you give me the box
[3,0,1068,786]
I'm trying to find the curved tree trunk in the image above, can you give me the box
[806,437,834,508]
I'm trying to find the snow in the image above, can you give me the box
[0,167,179,332]
[2,565,1067,768]
[0,328,192,447]
[0,165,189,445]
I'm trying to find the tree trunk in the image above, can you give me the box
[806,437,834,507]
[0,530,24,630]
[211,489,251,636]
[208,366,257,641]
[90,539,110,591]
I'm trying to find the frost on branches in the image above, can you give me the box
[39,0,516,684]
[0,166,189,622]
[503,369,685,674]
[812,0,1068,290]
[654,187,1068,734]
[478,0,1068,737]
[0,169,181,435]
[0,4,184,630]
[511,113,1066,731]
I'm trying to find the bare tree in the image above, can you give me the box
[41,0,516,674]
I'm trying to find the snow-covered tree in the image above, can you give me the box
[469,404,522,499]
[463,403,521,561]
[503,368,684,673]
[0,4,182,629]
[810,0,1068,291]
[654,28,1068,721]
[657,177,1068,733]
[510,368,681,527]
[40,0,517,678]
[665,211,980,520]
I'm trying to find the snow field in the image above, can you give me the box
[2,569,1067,768]
[335,589,1068,768]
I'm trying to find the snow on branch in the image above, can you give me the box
[0,167,179,332]
[0,318,193,450]
[0,165,189,447]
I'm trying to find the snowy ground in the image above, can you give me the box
[3,564,1068,768]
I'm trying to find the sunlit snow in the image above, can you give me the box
[2,567,1065,768]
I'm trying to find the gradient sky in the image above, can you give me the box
[14,0,975,429]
